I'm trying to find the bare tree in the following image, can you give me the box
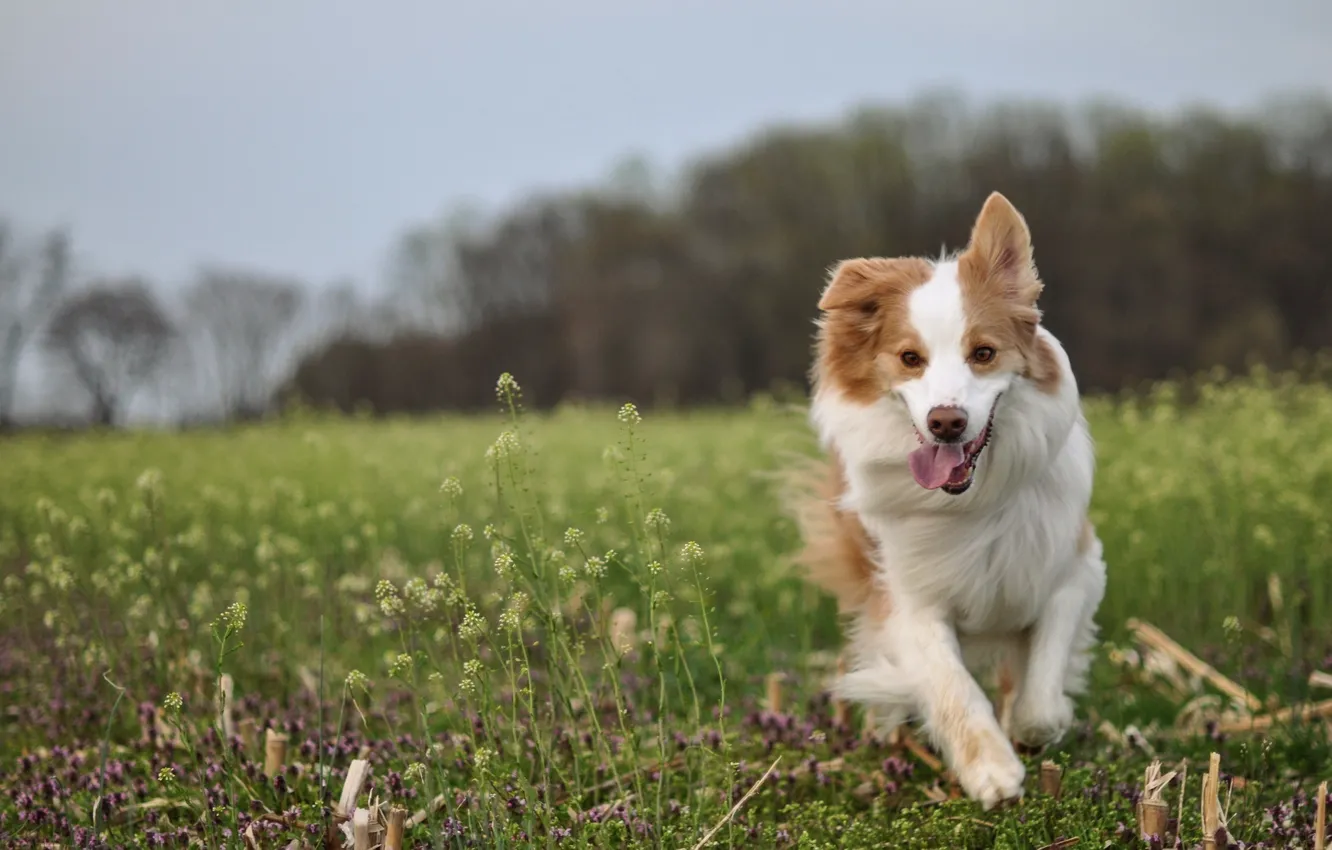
[44,280,175,426]
[0,224,71,426]
[183,268,305,420]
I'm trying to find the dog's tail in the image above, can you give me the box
[777,448,883,616]
[832,660,917,729]
[779,449,914,723]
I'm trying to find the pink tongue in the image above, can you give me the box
[908,443,966,489]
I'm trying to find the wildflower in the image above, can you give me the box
[1223,615,1242,643]
[460,659,483,695]
[596,507,610,524]
[216,602,247,633]
[485,431,520,460]
[375,580,406,618]
[345,670,371,693]
[473,747,493,772]
[452,524,474,546]
[647,560,663,577]
[645,508,670,533]
[563,528,584,547]
[495,372,521,401]
[136,468,164,497]
[403,763,427,783]
[389,653,413,679]
[585,555,607,579]
[499,593,528,632]
[459,608,488,641]
[682,541,705,564]
[483,523,497,540]
[493,550,515,579]
[158,767,177,786]
[403,577,438,614]
[617,402,642,426]
[439,477,463,500]
[161,693,183,717]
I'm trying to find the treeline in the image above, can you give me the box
[291,91,1332,413]
[0,227,368,427]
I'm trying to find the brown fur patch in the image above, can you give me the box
[956,192,1061,395]
[780,447,889,619]
[932,688,984,766]
[1078,517,1095,555]
[813,257,934,404]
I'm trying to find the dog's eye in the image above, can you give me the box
[857,301,878,317]
[972,346,996,363]
[900,351,922,368]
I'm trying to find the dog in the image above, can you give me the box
[786,191,1107,809]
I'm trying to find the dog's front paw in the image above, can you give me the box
[955,731,1026,810]
[1009,693,1074,749]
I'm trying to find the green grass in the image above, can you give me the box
[3,368,1332,848]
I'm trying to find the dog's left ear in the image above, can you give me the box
[960,192,1042,307]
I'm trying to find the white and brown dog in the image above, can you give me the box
[788,192,1106,809]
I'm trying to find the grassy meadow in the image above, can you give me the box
[4,368,1332,848]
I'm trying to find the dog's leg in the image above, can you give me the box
[959,632,1027,739]
[895,613,1025,809]
[992,633,1029,740]
[1009,541,1107,748]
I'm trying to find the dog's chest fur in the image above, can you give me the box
[834,395,1094,636]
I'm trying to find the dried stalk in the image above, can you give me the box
[1039,761,1063,798]
[765,672,786,714]
[1214,697,1332,734]
[264,728,288,778]
[336,759,372,820]
[352,808,371,850]
[1138,759,1176,841]
[689,757,781,850]
[385,806,406,850]
[1317,780,1328,850]
[1127,618,1261,713]
[1201,752,1222,849]
[216,673,236,739]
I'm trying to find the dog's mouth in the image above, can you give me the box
[908,405,998,496]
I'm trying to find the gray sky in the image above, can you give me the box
[2,0,1328,291]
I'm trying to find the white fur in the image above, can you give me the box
[896,263,1010,442]
[811,260,1107,810]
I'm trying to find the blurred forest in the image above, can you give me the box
[4,91,1331,427]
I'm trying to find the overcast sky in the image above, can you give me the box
[2,0,1328,291]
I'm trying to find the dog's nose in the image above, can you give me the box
[927,406,968,442]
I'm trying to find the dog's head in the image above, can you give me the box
[814,192,1060,495]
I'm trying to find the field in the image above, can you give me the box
[4,368,1332,848]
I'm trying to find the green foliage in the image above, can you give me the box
[2,368,1331,846]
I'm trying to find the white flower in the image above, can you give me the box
[617,403,642,425]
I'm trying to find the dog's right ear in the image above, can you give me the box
[818,259,876,312]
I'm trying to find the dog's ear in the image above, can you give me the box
[960,192,1042,307]
[818,259,878,312]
